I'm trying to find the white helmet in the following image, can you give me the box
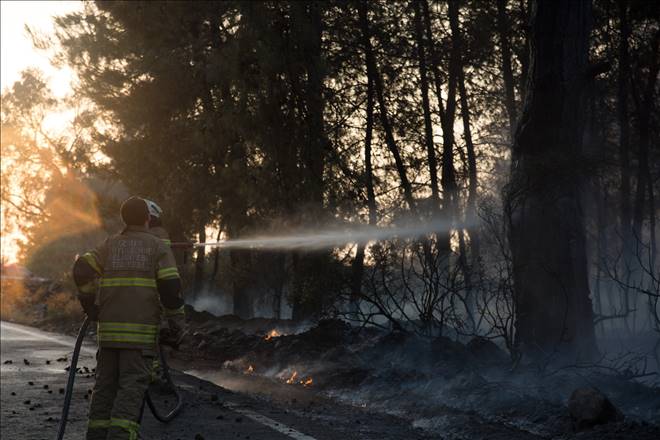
[144,199,163,219]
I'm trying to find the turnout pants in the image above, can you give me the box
[86,348,152,440]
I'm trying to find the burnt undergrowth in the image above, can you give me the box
[177,305,660,440]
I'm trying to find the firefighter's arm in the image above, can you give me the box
[72,243,105,320]
[156,242,186,345]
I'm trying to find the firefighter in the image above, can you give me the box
[72,196,185,440]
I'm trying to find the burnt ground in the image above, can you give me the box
[171,306,660,440]
[0,321,433,440]
[2,285,660,440]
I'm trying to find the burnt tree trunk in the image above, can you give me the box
[358,0,416,212]
[350,74,377,303]
[497,0,518,139]
[632,30,660,245]
[506,0,597,361]
[414,0,441,214]
[517,0,531,103]
[291,2,329,321]
[193,224,206,296]
[458,64,480,324]
[440,0,461,258]
[617,0,633,330]
[631,29,660,331]
[458,68,479,262]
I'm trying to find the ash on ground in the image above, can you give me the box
[177,306,660,440]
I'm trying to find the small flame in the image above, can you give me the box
[283,370,313,387]
[264,329,281,341]
[245,365,254,374]
[285,370,298,384]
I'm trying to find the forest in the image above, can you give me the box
[1,0,659,371]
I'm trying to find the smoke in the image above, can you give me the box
[196,218,468,251]
[188,291,233,317]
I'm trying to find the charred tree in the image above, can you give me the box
[358,0,416,212]
[441,0,461,253]
[351,75,377,302]
[617,0,634,329]
[497,0,518,139]
[413,0,441,214]
[291,2,330,321]
[506,0,597,361]
[632,30,660,251]
[193,224,206,296]
[458,69,479,261]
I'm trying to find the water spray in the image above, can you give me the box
[171,219,464,251]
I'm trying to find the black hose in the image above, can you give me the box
[55,318,183,440]
[144,343,184,422]
[56,317,90,440]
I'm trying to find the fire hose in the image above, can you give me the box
[56,317,183,440]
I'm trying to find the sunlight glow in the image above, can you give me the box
[1,0,83,264]
[1,0,81,95]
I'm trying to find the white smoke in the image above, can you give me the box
[188,291,233,317]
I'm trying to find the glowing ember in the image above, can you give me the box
[283,370,313,387]
[264,329,281,341]
[285,370,298,384]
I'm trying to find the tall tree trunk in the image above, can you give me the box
[632,29,660,331]
[358,0,416,212]
[291,2,329,321]
[632,30,660,242]
[209,228,222,283]
[422,0,447,122]
[506,0,597,361]
[458,69,479,261]
[617,0,634,331]
[421,0,457,264]
[442,0,460,232]
[497,0,518,139]
[351,75,377,304]
[193,224,206,296]
[414,0,441,213]
[458,63,480,326]
[518,0,530,103]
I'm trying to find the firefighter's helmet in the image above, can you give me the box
[144,199,163,219]
[120,197,150,226]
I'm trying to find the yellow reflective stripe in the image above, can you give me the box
[161,238,172,245]
[98,328,157,336]
[98,322,158,333]
[163,305,185,317]
[79,281,96,294]
[98,333,157,344]
[157,267,179,280]
[109,418,140,439]
[89,419,111,429]
[81,252,102,274]
[99,277,156,288]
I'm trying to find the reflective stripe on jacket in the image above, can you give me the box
[87,225,180,350]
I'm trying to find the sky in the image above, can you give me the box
[1,0,82,96]
[1,0,82,264]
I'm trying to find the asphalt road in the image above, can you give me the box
[1,321,432,440]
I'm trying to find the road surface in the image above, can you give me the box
[1,321,432,440]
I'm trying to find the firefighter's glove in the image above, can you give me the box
[161,315,187,349]
[77,292,99,321]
